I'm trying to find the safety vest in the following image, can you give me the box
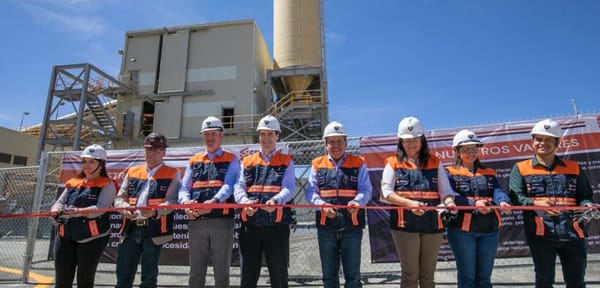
[119,165,178,238]
[386,155,443,233]
[445,165,502,233]
[189,151,236,218]
[312,154,366,230]
[240,152,293,226]
[516,158,585,240]
[58,177,113,242]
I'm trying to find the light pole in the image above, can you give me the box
[18,112,30,131]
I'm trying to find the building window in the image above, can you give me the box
[223,108,234,129]
[0,153,10,164]
[12,155,28,166]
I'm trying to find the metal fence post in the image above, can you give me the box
[22,151,49,283]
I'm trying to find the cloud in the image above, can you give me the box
[325,31,347,45]
[19,1,106,35]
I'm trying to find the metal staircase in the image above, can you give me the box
[31,63,134,158]
[267,89,326,141]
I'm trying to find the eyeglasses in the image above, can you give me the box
[459,147,479,154]
[145,147,165,152]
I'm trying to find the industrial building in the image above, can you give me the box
[24,0,328,157]
[0,127,39,168]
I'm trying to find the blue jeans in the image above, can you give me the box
[317,227,363,288]
[525,233,587,288]
[447,228,499,288]
[116,225,163,288]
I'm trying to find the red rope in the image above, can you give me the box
[0,203,596,220]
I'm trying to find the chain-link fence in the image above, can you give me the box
[3,138,600,286]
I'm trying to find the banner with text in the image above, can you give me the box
[360,114,600,263]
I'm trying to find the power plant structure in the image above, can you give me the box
[27,0,328,157]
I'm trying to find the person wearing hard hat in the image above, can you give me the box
[50,144,116,288]
[380,116,457,288]
[234,115,295,288]
[114,133,180,288]
[305,121,372,288]
[178,116,240,288]
[509,119,594,287]
[444,129,511,288]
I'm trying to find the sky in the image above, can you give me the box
[0,0,599,137]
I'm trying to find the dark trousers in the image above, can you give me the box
[54,235,109,288]
[525,233,587,288]
[239,224,290,288]
[115,225,163,288]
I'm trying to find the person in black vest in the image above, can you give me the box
[305,121,372,288]
[234,115,295,288]
[445,129,511,288]
[179,116,240,287]
[509,119,594,288]
[114,133,180,288]
[50,144,116,288]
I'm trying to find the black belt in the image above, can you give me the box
[133,219,148,226]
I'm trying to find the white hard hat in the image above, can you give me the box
[531,119,562,138]
[323,121,347,139]
[201,116,224,133]
[256,115,281,132]
[452,129,483,148]
[397,116,424,139]
[81,144,107,161]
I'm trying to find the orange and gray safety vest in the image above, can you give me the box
[312,154,366,229]
[240,152,293,226]
[189,151,236,218]
[58,177,113,241]
[386,155,443,233]
[120,165,178,238]
[445,165,502,233]
[516,159,585,240]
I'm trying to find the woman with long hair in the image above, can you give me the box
[50,144,116,288]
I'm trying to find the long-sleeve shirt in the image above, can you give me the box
[52,178,116,219]
[178,147,241,203]
[234,149,295,205]
[509,155,593,207]
[305,153,372,206]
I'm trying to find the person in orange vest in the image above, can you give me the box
[380,116,457,288]
[509,119,594,288]
[444,130,511,288]
[114,133,180,288]
[305,121,372,288]
[179,116,240,287]
[234,115,295,288]
[50,144,116,288]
